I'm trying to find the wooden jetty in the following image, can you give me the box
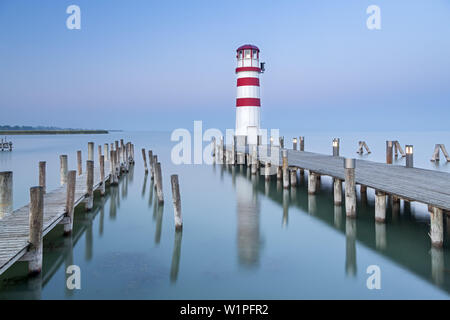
[217,137,450,249]
[0,138,12,151]
[0,140,135,276]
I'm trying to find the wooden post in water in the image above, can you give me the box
[88,142,94,161]
[110,150,118,185]
[104,143,109,161]
[142,148,148,173]
[100,155,105,196]
[265,162,271,181]
[344,158,356,218]
[282,149,289,189]
[251,146,257,175]
[60,155,68,185]
[77,151,82,175]
[430,207,443,248]
[308,171,317,195]
[98,145,102,164]
[375,190,386,222]
[333,138,340,157]
[406,145,414,168]
[333,179,342,205]
[386,141,393,164]
[64,171,76,235]
[153,155,158,188]
[171,175,182,230]
[290,168,297,187]
[0,171,13,219]
[155,162,164,204]
[149,150,154,179]
[277,166,282,180]
[28,186,44,275]
[39,161,46,194]
[86,160,94,211]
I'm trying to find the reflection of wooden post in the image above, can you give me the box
[64,171,76,235]
[86,160,94,211]
[344,158,356,218]
[290,168,297,187]
[170,230,183,283]
[282,150,289,189]
[28,186,44,274]
[430,207,443,248]
[171,175,182,230]
[0,171,13,218]
[308,171,317,195]
[39,161,46,193]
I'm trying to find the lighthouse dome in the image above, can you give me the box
[236,44,259,52]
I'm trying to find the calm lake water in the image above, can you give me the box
[0,130,449,299]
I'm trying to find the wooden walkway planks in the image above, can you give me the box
[0,163,110,276]
[234,145,450,212]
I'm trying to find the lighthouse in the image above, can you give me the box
[235,44,264,146]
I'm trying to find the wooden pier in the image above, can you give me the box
[0,140,135,276]
[218,139,450,248]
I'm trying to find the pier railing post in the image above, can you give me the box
[86,160,94,211]
[100,155,105,196]
[406,145,414,168]
[77,150,82,175]
[344,158,356,218]
[293,138,297,151]
[299,136,305,151]
[104,143,109,161]
[60,155,68,185]
[171,174,182,230]
[28,186,44,275]
[333,138,340,157]
[386,141,393,164]
[39,161,46,194]
[64,170,76,235]
[142,148,148,173]
[0,171,13,219]
[88,142,94,161]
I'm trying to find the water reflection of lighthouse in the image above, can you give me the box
[235,174,261,268]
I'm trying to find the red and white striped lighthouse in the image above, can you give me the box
[235,44,264,145]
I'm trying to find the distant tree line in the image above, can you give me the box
[1,125,86,131]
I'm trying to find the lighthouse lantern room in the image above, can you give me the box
[235,44,263,146]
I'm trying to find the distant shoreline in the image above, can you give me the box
[0,130,109,135]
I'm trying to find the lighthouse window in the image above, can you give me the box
[239,51,243,59]
[245,50,251,58]
[252,51,257,59]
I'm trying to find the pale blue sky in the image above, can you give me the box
[0,0,449,132]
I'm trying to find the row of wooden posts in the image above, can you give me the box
[0,139,136,275]
[141,148,182,231]
[211,135,445,248]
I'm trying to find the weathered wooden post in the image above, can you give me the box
[375,190,386,222]
[232,136,237,165]
[251,145,257,175]
[88,142,94,161]
[153,155,158,187]
[39,161,46,193]
[344,158,356,218]
[149,150,154,179]
[98,145,102,164]
[0,171,13,218]
[406,145,414,168]
[265,162,271,181]
[293,138,297,150]
[142,148,148,173]
[290,168,297,187]
[282,149,289,189]
[110,150,118,185]
[386,141,393,164]
[277,166,282,180]
[100,155,105,196]
[333,138,340,156]
[171,175,182,230]
[333,178,342,205]
[299,136,305,151]
[86,160,94,211]
[60,155,68,185]
[64,171,76,235]
[155,162,164,204]
[104,143,109,161]
[28,186,44,274]
[308,171,317,195]
[77,150,82,175]
[430,207,443,248]
[279,136,284,148]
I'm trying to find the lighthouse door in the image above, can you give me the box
[247,126,258,145]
